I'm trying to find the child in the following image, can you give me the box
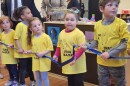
[0,16,18,86]
[82,0,130,86]
[53,10,86,86]
[27,17,53,86]
[13,6,35,86]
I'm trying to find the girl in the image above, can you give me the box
[13,6,35,86]
[0,16,18,86]
[53,11,86,86]
[27,17,53,86]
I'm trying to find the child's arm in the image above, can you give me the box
[15,39,24,53]
[8,44,14,48]
[127,39,130,55]
[70,40,98,66]
[80,40,98,50]
[70,48,85,66]
[101,38,128,59]
[53,47,61,61]
[108,38,128,56]
[87,40,98,49]
[0,44,1,59]
[127,49,130,55]
[36,50,51,58]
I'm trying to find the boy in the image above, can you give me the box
[82,0,130,86]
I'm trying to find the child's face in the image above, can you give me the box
[64,13,78,30]
[100,1,119,18]
[22,8,33,20]
[31,20,43,35]
[0,19,11,31]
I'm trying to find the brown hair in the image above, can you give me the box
[0,16,13,28]
[27,17,44,45]
[13,6,29,20]
[99,0,120,8]
[64,9,79,21]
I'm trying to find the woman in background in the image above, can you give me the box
[41,0,67,21]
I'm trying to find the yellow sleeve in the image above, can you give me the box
[119,20,130,39]
[94,23,98,41]
[46,35,53,51]
[57,32,61,47]
[0,33,1,41]
[14,23,22,39]
[127,38,130,49]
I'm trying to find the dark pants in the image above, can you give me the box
[67,74,84,86]
[6,64,18,81]
[19,58,35,84]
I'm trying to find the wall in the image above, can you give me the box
[118,0,130,13]
[34,0,42,12]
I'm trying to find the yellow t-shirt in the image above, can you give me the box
[32,33,53,72]
[94,17,130,67]
[127,38,130,49]
[57,28,86,74]
[0,29,3,58]
[14,22,32,58]
[0,30,17,64]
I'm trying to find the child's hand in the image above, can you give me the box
[8,44,14,48]
[100,52,110,59]
[70,57,76,66]
[53,55,58,62]
[23,50,32,54]
[18,48,24,54]
[36,52,44,58]
[79,43,87,50]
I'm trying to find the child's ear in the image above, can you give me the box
[29,28,32,32]
[21,15,24,20]
[99,6,104,13]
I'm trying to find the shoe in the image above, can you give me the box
[30,81,36,86]
[12,81,19,86]
[19,84,27,86]
[4,80,13,86]
[0,73,4,79]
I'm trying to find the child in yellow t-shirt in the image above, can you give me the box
[81,0,130,86]
[0,16,18,86]
[26,17,53,86]
[53,10,86,86]
[13,6,35,86]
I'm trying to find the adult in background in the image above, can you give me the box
[67,0,80,9]
[1,0,45,29]
[41,0,67,21]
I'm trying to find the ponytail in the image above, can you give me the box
[13,6,28,20]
